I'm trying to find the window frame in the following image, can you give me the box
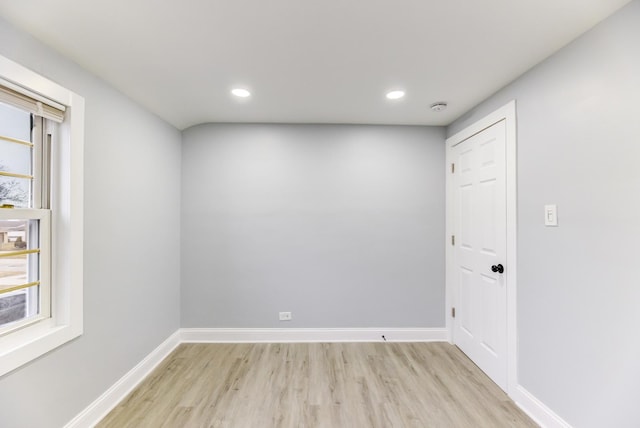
[0,209,52,335]
[0,54,84,377]
[0,113,51,334]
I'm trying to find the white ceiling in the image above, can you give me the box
[0,0,631,130]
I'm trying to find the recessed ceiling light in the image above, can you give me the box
[231,88,251,98]
[386,90,405,100]
[430,102,448,112]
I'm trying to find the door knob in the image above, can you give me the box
[491,264,504,274]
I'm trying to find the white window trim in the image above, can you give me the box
[0,54,84,377]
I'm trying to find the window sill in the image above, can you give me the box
[0,319,82,376]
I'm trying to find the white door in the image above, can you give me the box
[451,119,507,390]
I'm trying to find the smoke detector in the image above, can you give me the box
[430,102,447,112]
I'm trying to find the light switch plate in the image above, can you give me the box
[544,204,558,226]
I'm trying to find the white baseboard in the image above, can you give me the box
[63,327,445,427]
[513,385,572,428]
[64,327,574,428]
[63,330,181,428]
[179,327,448,343]
[64,325,579,428]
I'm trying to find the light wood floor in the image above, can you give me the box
[97,342,537,428]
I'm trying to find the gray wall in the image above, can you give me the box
[4,0,636,424]
[181,124,445,328]
[449,1,640,426]
[0,18,182,428]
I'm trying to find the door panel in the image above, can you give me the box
[480,272,499,354]
[459,267,473,335]
[452,120,507,390]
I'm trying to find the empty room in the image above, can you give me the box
[0,0,638,427]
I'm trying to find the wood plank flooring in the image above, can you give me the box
[97,342,537,428]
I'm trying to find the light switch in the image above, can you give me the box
[544,204,558,226]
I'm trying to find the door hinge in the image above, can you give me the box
[451,235,455,246]
[451,163,455,173]
[451,307,456,318]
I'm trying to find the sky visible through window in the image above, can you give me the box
[0,102,31,207]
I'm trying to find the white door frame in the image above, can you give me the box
[445,100,518,395]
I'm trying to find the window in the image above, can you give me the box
[0,54,84,377]
[0,101,53,334]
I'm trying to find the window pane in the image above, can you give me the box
[0,291,26,323]
[0,286,37,327]
[0,176,30,207]
[0,101,33,208]
[0,219,40,328]
[0,139,31,176]
[0,219,39,287]
[0,102,31,142]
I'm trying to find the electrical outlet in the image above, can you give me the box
[279,311,292,321]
